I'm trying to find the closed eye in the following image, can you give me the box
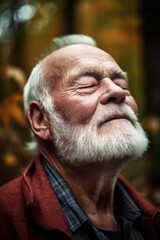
[76,83,98,95]
[121,86,129,90]
[79,84,97,88]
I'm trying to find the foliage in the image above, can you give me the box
[0,64,32,185]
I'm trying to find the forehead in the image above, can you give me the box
[43,44,122,83]
[45,44,118,65]
[55,44,116,63]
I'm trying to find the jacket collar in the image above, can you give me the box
[119,176,160,239]
[21,155,73,239]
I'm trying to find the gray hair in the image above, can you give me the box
[23,34,97,154]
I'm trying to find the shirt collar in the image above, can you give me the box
[115,181,141,221]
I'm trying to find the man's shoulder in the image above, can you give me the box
[0,176,28,227]
[0,157,39,207]
[0,176,24,210]
[0,176,22,196]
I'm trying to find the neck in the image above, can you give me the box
[61,161,122,230]
[40,145,124,231]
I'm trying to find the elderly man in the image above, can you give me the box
[0,34,160,240]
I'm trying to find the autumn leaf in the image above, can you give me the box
[9,104,25,126]
[9,94,23,103]
[0,93,25,128]
[3,153,18,167]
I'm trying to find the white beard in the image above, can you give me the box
[46,102,149,166]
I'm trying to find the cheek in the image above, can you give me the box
[55,96,99,124]
[126,97,138,115]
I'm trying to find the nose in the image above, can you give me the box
[99,78,126,105]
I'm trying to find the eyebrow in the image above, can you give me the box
[111,69,128,82]
[68,64,128,84]
[68,65,105,83]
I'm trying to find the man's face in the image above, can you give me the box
[42,44,148,165]
[44,44,138,129]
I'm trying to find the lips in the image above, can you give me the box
[98,113,131,127]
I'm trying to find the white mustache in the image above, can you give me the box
[93,103,138,127]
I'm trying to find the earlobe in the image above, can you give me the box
[27,101,50,140]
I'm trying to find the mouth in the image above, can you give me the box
[98,114,131,127]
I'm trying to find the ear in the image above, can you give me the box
[26,101,50,140]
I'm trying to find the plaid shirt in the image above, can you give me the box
[43,159,144,240]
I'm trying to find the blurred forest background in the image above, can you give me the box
[0,0,160,206]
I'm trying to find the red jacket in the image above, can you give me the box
[0,156,160,240]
